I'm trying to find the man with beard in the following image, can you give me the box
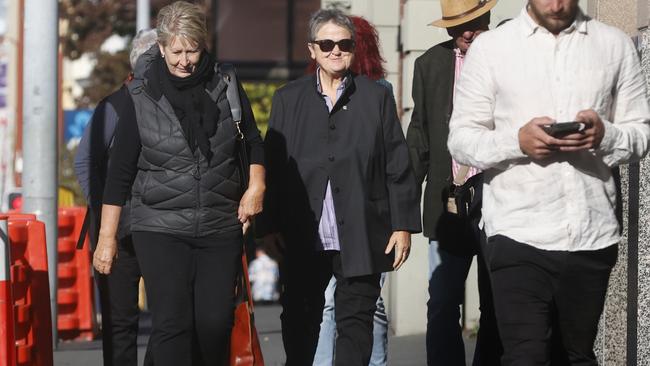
[406,0,501,364]
[448,0,650,364]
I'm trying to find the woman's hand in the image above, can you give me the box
[238,182,265,224]
[93,204,122,275]
[385,231,411,270]
[238,164,266,224]
[94,234,118,275]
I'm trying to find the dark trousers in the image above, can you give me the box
[426,239,502,366]
[280,250,381,366]
[95,235,142,366]
[482,235,617,366]
[132,230,242,366]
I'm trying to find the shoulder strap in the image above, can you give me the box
[220,63,250,189]
[220,63,242,123]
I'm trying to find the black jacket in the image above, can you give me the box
[258,73,421,277]
[74,85,132,244]
[406,40,456,239]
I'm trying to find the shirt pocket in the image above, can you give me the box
[569,67,615,115]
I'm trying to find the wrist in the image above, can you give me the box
[98,231,116,241]
[247,181,266,192]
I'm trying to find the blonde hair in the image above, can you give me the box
[156,1,207,48]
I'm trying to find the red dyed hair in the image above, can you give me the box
[307,16,386,80]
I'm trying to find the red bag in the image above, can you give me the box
[230,250,265,366]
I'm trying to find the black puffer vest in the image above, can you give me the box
[127,48,242,236]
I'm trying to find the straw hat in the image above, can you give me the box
[430,0,498,28]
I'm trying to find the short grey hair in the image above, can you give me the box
[156,1,207,48]
[308,9,355,42]
[130,29,158,68]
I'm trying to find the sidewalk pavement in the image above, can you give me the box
[54,304,476,365]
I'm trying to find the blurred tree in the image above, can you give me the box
[59,0,136,60]
[78,50,131,108]
[242,82,283,138]
[60,0,212,60]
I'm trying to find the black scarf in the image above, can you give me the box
[155,51,218,162]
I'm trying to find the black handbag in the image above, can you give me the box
[446,168,483,219]
[435,166,483,257]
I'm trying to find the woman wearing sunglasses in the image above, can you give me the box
[258,8,421,366]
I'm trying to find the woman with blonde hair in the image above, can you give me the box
[92,2,265,364]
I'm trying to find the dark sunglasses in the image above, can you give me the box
[312,39,355,53]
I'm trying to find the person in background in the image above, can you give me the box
[74,28,157,366]
[308,15,392,366]
[447,0,650,364]
[259,9,421,366]
[92,2,266,365]
[248,246,280,303]
[405,0,502,364]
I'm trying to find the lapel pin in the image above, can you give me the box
[343,105,348,110]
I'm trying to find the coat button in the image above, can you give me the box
[338,219,344,225]
[334,187,340,193]
[329,124,336,130]
[328,156,335,162]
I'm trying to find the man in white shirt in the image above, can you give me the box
[448,0,650,364]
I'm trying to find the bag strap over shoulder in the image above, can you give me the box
[220,63,242,123]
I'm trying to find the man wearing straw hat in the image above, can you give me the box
[448,0,650,364]
[406,0,501,365]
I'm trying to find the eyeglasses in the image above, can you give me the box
[311,39,355,53]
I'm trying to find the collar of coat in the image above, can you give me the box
[310,70,357,112]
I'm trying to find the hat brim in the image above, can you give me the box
[430,0,498,28]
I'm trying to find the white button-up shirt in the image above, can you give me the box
[448,7,650,251]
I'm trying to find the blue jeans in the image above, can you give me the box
[427,239,502,366]
[427,240,473,366]
[313,273,388,366]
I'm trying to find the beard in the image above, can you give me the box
[528,1,578,34]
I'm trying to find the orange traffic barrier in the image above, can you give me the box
[1,215,16,366]
[57,207,95,341]
[5,213,53,366]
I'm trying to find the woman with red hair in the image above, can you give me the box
[311,15,394,366]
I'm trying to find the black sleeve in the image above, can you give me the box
[382,87,422,233]
[405,57,430,185]
[102,92,141,206]
[237,81,265,166]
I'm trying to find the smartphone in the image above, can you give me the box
[542,121,586,137]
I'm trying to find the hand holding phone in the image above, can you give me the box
[542,121,586,137]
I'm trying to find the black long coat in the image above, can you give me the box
[258,73,422,277]
[406,40,456,240]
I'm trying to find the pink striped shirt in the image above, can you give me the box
[451,48,481,184]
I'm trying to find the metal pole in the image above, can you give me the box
[22,0,58,346]
[137,0,151,31]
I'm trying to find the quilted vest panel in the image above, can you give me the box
[128,68,242,236]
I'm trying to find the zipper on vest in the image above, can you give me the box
[193,157,201,236]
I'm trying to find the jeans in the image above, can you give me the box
[427,239,502,366]
[313,273,388,366]
[427,240,473,366]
